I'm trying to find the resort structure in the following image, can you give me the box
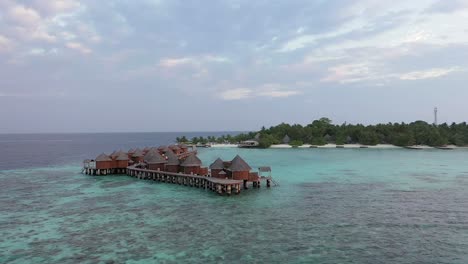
[83,144,275,195]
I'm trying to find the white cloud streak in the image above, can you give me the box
[66,42,91,54]
[219,84,301,100]
[399,67,462,80]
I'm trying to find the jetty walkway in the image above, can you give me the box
[127,166,243,195]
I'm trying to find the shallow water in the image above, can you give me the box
[1,134,468,263]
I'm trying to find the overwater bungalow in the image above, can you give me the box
[208,155,261,187]
[115,152,129,169]
[169,145,182,155]
[158,146,170,154]
[209,158,225,178]
[110,150,119,160]
[180,154,202,174]
[95,153,113,170]
[164,150,180,173]
[132,149,144,163]
[227,155,253,181]
[144,150,167,171]
[178,143,189,153]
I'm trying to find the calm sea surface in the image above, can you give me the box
[1,133,468,263]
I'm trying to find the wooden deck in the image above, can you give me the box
[126,166,243,196]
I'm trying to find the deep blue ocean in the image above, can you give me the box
[1,133,468,263]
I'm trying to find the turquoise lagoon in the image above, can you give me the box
[1,147,468,263]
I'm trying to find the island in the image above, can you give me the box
[177,118,468,149]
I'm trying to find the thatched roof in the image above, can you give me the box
[145,152,167,164]
[116,152,129,161]
[111,150,126,159]
[209,158,224,170]
[228,155,252,172]
[132,149,144,157]
[149,147,159,152]
[158,146,170,153]
[169,145,180,150]
[143,147,150,152]
[178,143,188,149]
[128,148,135,154]
[95,153,112,162]
[180,154,202,167]
[144,149,156,160]
[282,135,290,144]
[165,151,180,165]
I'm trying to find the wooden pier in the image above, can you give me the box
[83,146,276,196]
[126,166,243,195]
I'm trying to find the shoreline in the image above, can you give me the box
[209,143,467,150]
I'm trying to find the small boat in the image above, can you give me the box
[436,146,454,150]
[196,143,211,148]
[238,140,259,148]
[404,146,427,150]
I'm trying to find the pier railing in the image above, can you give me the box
[126,166,243,195]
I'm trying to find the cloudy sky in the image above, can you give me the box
[1,0,468,133]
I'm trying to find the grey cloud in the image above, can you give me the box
[425,0,468,13]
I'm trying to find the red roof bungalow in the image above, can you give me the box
[144,150,167,171]
[142,147,150,154]
[170,145,182,155]
[127,149,135,159]
[164,151,180,173]
[226,155,252,181]
[132,149,144,163]
[95,153,113,170]
[180,154,202,174]
[178,143,189,153]
[158,146,170,154]
[209,158,225,178]
[115,151,129,169]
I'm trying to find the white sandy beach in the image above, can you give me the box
[270,144,293,149]
[271,144,404,149]
[209,143,238,148]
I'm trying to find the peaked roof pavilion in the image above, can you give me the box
[228,155,252,172]
[96,153,112,162]
[209,158,225,170]
[180,154,202,167]
[145,152,167,164]
[165,150,180,165]
[116,152,129,161]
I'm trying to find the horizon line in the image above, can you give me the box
[0,130,250,135]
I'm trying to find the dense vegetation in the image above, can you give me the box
[177,118,468,148]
